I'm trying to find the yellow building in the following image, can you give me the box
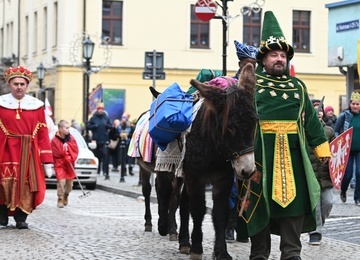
[0,0,347,123]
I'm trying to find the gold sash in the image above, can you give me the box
[260,121,298,208]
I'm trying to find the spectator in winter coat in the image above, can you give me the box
[333,92,360,205]
[323,106,337,129]
[87,103,112,175]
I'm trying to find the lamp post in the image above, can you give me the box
[82,36,95,143]
[37,63,46,102]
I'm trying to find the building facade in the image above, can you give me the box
[0,0,348,123]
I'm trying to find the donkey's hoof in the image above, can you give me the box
[144,225,152,232]
[179,246,190,255]
[189,252,202,259]
[169,233,178,241]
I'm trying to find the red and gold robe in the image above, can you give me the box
[0,94,53,214]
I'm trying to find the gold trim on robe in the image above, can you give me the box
[260,120,298,207]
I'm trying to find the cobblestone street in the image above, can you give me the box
[1,186,360,260]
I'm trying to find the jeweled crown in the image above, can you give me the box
[4,66,33,83]
[351,91,360,101]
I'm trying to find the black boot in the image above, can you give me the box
[128,165,134,176]
[0,204,8,226]
[14,209,29,229]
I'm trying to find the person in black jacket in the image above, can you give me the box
[87,103,112,175]
[108,119,120,172]
[119,113,135,176]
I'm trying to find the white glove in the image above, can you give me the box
[44,164,54,178]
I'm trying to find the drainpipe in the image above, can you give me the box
[83,0,86,37]
[17,0,20,65]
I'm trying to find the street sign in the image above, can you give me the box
[194,0,217,22]
[142,72,166,80]
[144,51,164,73]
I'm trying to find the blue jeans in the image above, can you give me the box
[341,151,360,201]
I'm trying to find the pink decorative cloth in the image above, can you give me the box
[208,76,237,90]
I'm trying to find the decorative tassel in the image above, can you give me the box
[16,101,21,120]
[16,109,20,119]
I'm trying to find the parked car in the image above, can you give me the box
[46,127,98,190]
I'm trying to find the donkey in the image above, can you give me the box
[131,103,184,242]
[181,63,258,259]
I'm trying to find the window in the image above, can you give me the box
[190,5,210,49]
[53,2,58,47]
[43,7,47,50]
[242,9,261,47]
[0,28,3,57]
[25,16,28,56]
[293,11,310,53]
[102,1,123,45]
[9,22,13,55]
[33,11,38,54]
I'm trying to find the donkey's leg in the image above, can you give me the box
[155,171,174,236]
[168,176,183,241]
[186,175,206,259]
[140,167,153,232]
[211,172,234,260]
[178,181,191,254]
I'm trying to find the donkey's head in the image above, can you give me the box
[189,63,258,180]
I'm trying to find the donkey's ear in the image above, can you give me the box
[189,79,211,98]
[238,63,256,97]
[149,86,161,98]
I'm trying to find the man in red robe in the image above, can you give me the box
[51,120,79,208]
[0,66,53,229]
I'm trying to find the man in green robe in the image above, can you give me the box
[238,11,331,260]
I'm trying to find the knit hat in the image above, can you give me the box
[256,11,294,62]
[97,102,105,110]
[324,106,334,114]
[234,40,258,60]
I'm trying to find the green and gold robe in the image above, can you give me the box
[238,71,330,237]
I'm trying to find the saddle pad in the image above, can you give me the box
[127,111,153,163]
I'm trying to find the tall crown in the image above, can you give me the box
[351,91,360,101]
[4,66,33,83]
[256,11,294,62]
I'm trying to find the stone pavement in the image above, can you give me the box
[96,165,360,218]
[96,165,360,259]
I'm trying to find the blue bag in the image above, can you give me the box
[149,82,194,151]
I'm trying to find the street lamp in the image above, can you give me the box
[82,36,95,143]
[37,62,46,102]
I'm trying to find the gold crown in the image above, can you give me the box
[351,91,360,101]
[4,66,33,83]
